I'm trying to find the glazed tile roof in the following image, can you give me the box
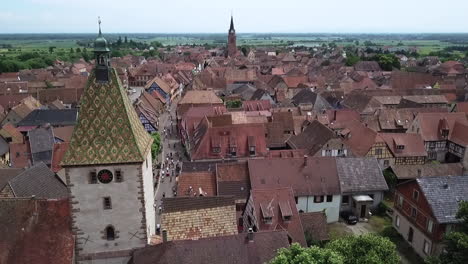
[62,69,152,165]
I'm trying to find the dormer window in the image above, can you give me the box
[279,201,293,222]
[212,147,221,154]
[396,145,405,150]
[249,146,256,156]
[230,147,237,157]
[248,136,256,156]
[260,202,274,224]
[441,129,449,139]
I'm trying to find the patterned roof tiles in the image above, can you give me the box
[62,69,152,166]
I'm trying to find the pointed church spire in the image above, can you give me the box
[229,15,235,32]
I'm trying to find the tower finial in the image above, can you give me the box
[229,13,235,32]
[98,16,102,36]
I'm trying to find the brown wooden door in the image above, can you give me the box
[360,204,366,218]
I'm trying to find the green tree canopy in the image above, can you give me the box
[270,243,344,264]
[151,132,162,159]
[326,234,400,264]
[434,201,468,264]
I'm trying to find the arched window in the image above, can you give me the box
[106,225,115,241]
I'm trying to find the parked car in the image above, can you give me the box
[340,211,358,225]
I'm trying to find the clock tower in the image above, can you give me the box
[62,19,155,264]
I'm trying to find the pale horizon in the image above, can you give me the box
[1,0,468,34]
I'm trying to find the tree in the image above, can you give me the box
[435,201,468,264]
[69,48,74,53]
[76,47,81,53]
[270,243,344,264]
[151,132,162,159]
[117,36,123,46]
[48,46,56,53]
[345,54,360,66]
[376,54,400,71]
[124,36,128,43]
[225,100,242,109]
[325,234,400,264]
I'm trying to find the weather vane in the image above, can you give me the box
[98,16,102,35]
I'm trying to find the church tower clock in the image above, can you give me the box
[62,18,155,264]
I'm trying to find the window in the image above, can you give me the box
[342,195,349,205]
[103,197,112,210]
[314,195,324,203]
[106,226,115,241]
[413,190,419,201]
[294,196,298,204]
[423,240,430,255]
[411,207,417,218]
[396,145,405,150]
[212,147,221,153]
[383,160,390,167]
[375,148,382,156]
[397,195,403,207]
[230,147,237,157]
[326,195,333,202]
[89,171,97,184]
[249,146,256,156]
[115,170,123,182]
[263,216,272,224]
[427,219,434,233]
[283,215,292,221]
[395,215,400,228]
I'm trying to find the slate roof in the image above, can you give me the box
[300,212,329,241]
[8,162,68,199]
[417,176,468,223]
[287,120,336,156]
[130,230,290,264]
[62,69,152,165]
[28,126,54,165]
[291,88,317,106]
[0,168,24,190]
[17,109,78,127]
[336,158,388,193]
[0,198,74,264]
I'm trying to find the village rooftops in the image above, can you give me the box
[130,230,290,264]
[248,157,341,196]
[416,176,468,224]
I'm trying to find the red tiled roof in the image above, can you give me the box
[52,126,74,142]
[415,112,468,141]
[282,76,308,88]
[456,102,468,114]
[242,100,272,111]
[9,141,31,168]
[248,157,341,196]
[0,198,74,264]
[379,133,427,157]
[177,171,217,197]
[450,121,468,146]
[51,142,69,173]
[342,120,378,156]
[0,123,24,143]
[250,187,306,246]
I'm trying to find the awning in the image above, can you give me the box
[352,195,373,202]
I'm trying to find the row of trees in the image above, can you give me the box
[271,234,400,264]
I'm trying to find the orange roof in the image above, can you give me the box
[177,172,217,197]
[51,142,69,172]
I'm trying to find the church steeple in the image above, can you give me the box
[229,15,235,33]
[94,17,111,82]
[227,15,237,57]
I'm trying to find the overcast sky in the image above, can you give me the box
[1,0,467,33]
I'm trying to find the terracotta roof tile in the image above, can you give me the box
[300,212,329,241]
[177,171,217,197]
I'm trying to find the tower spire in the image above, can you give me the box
[98,16,102,36]
[229,14,235,32]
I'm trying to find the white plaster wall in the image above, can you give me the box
[68,163,147,256]
[297,195,340,223]
[393,210,433,258]
[142,151,155,242]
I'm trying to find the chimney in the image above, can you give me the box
[304,155,308,167]
[248,227,254,242]
[333,110,337,121]
[162,230,168,243]
[417,169,422,178]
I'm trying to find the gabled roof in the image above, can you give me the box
[0,123,24,143]
[0,198,74,264]
[379,133,427,157]
[0,168,24,191]
[8,162,68,199]
[250,187,306,246]
[130,230,290,264]
[414,112,468,142]
[416,176,468,223]
[179,90,223,105]
[248,157,341,196]
[28,126,54,165]
[391,163,463,180]
[177,171,217,197]
[17,109,78,127]
[300,212,329,241]
[287,120,336,156]
[62,69,152,165]
[216,161,250,200]
[336,158,388,193]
